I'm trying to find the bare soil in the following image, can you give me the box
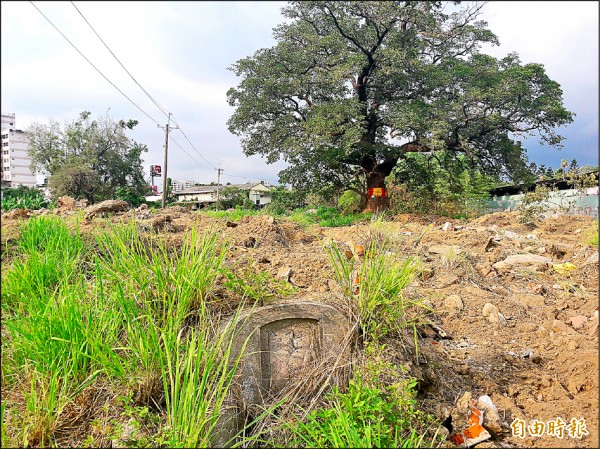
[2,206,598,448]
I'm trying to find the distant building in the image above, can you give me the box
[173,181,273,209]
[171,180,197,193]
[1,112,37,188]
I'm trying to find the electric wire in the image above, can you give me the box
[170,136,214,171]
[31,1,279,185]
[29,1,161,127]
[69,1,171,120]
[70,1,218,171]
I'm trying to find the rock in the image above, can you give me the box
[57,195,76,208]
[476,263,494,277]
[484,237,498,252]
[277,267,292,282]
[457,391,473,410]
[151,214,172,230]
[85,200,129,218]
[502,230,521,240]
[570,315,588,330]
[582,252,599,267]
[482,303,500,323]
[263,215,275,224]
[428,245,461,256]
[436,274,459,288]
[514,294,545,308]
[551,319,568,333]
[226,221,238,228]
[477,395,502,437]
[3,208,32,219]
[444,295,464,312]
[442,221,452,231]
[492,254,552,273]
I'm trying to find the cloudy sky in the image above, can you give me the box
[1,1,598,189]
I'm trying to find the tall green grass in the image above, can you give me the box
[325,239,423,341]
[1,217,256,447]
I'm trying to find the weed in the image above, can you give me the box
[325,238,424,341]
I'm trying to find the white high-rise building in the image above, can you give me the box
[171,180,196,193]
[1,113,37,187]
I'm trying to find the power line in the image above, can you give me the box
[29,1,161,127]
[31,1,278,185]
[69,1,171,121]
[170,136,214,171]
[167,113,216,169]
[69,1,218,171]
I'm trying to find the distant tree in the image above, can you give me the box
[227,1,573,211]
[28,111,148,204]
[217,186,254,209]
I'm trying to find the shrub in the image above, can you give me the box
[337,190,363,214]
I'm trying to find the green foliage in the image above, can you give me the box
[284,350,436,449]
[266,186,307,213]
[227,2,573,202]
[27,111,148,204]
[115,186,145,207]
[216,186,255,210]
[325,238,424,341]
[389,152,497,218]
[1,186,49,211]
[223,260,297,305]
[517,184,553,224]
[316,206,370,227]
[337,190,363,214]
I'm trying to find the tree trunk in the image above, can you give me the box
[362,158,397,213]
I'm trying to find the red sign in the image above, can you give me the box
[150,165,161,177]
[368,187,387,198]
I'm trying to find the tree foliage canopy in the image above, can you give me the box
[227,1,573,206]
[27,111,148,204]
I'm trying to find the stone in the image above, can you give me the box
[570,315,588,330]
[502,230,521,240]
[219,301,353,446]
[436,274,459,288]
[444,295,464,312]
[276,267,292,282]
[514,294,545,308]
[85,199,129,218]
[551,319,568,333]
[442,221,452,231]
[477,395,502,437]
[492,254,552,273]
[482,303,500,323]
[428,245,461,256]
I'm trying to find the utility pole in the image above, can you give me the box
[158,113,178,208]
[215,163,223,209]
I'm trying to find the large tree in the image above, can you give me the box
[28,111,148,204]
[227,1,573,211]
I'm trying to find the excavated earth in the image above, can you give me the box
[2,205,598,448]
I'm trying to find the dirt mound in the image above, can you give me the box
[2,209,597,447]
